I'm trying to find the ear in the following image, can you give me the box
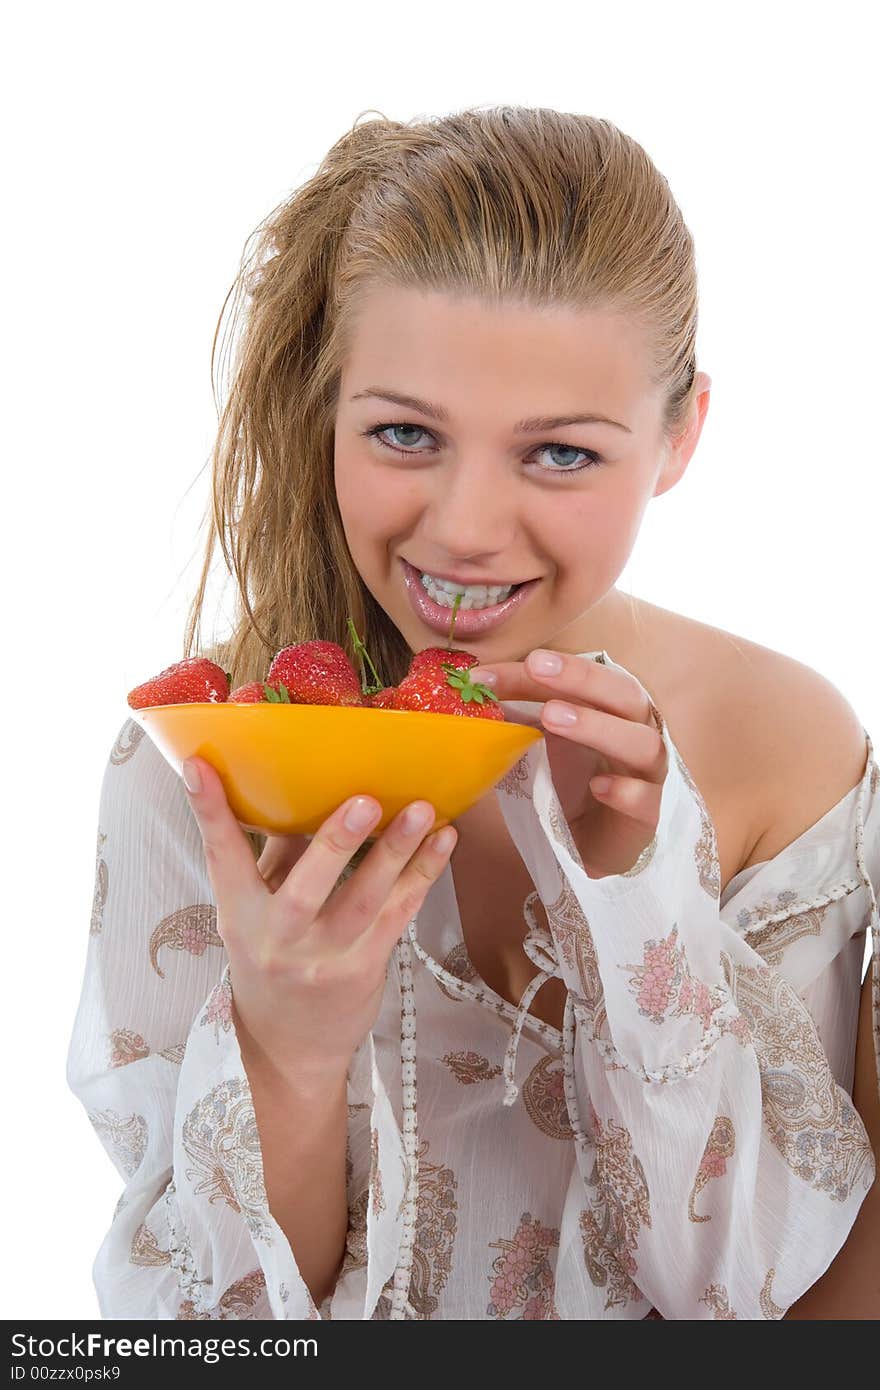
[653,371,712,498]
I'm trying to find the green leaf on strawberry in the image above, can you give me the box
[440,662,500,705]
[262,681,292,703]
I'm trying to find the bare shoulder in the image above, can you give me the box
[675,611,868,865]
[626,599,869,869]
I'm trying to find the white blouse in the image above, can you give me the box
[67,650,879,1320]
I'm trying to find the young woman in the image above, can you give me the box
[68,106,879,1320]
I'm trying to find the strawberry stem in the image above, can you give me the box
[347,618,385,696]
[447,592,462,644]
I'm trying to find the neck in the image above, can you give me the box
[550,587,648,665]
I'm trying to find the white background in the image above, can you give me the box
[4,0,877,1319]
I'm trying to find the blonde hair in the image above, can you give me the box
[183,104,699,699]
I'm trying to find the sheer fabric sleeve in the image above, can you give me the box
[66,717,409,1320]
[495,657,878,1320]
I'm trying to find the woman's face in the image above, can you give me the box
[333,284,709,661]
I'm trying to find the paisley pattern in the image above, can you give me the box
[109,1028,151,1068]
[536,878,611,1045]
[406,1140,459,1318]
[578,1104,652,1312]
[180,1079,272,1241]
[352,1139,458,1320]
[434,942,479,1002]
[699,1283,738,1319]
[732,963,874,1201]
[149,904,223,978]
[129,1222,171,1267]
[176,1270,268,1320]
[737,892,827,968]
[109,1029,187,1068]
[87,1108,148,1178]
[688,1115,736,1222]
[760,1268,786,1319]
[521,1054,575,1141]
[109,718,145,765]
[540,881,604,1020]
[440,1049,503,1085]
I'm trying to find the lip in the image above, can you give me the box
[400,558,540,637]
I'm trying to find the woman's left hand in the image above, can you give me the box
[469,649,668,878]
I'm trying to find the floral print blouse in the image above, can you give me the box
[67,650,880,1320]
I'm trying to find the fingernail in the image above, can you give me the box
[591,776,611,795]
[345,797,380,831]
[469,668,496,686]
[402,801,433,834]
[182,759,202,794]
[544,700,577,726]
[529,650,562,676]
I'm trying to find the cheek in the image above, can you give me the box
[334,450,384,539]
[334,449,417,558]
[333,447,365,519]
[544,494,632,560]
[540,493,639,597]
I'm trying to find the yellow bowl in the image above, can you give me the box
[130,701,545,837]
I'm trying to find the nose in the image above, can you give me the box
[419,458,518,557]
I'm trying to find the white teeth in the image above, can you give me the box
[420,570,516,609]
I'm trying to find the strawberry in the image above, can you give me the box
[407,646,478,678]
[391,661,505,720]
[368,686,401,709]
[266,640,366,707]
[229,681,274,703]
[365,646,480,711]
[127,657,231,710]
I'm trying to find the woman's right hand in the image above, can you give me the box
[182,756,457,1082]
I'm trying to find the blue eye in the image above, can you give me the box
[360,422,605,475]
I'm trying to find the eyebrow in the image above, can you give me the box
[350,387,633,435]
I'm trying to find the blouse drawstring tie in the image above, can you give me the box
[406,892,591,1146]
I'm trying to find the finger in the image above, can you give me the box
[470,652,654,725]
[545,703,667,783]
[590,773,664,828]
[271,791,401,929]
[314,799,444,949]
[182,756,271,927]
[357,822,458,959]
